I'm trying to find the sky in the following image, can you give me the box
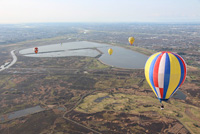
[0,0,200,24]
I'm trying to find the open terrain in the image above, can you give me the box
[0,23,199,134]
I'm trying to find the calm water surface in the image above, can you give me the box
[172,90,186,100]
[98,46,148,69]
[19,41,148,69]
[8,105,45,120]
[94,96,110,103]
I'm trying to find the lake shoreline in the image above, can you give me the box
[19,41,148,69]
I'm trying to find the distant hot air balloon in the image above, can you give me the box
[34,47,38,54]
[144,51,187,109]
[128,37,135,45]
[108,48,113,55]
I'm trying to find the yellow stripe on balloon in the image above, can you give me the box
[165,53,181,99]
[145,52,161,97]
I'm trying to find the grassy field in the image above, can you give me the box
[75,92,200,134]
[0,38,199,133]
[125,46,155,56]
[81,58,109,70]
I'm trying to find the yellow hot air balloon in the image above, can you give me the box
[128,37,135,45]
[108,48,113,55]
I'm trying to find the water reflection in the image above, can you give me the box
[8,105,44,120]
[19,41,148,69]
[98,46,148,69]
[94,96,110,103]
[172,90,186,100]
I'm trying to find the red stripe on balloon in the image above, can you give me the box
[159,88,164,98]
[162,51,171,54]
[153,53,163,98]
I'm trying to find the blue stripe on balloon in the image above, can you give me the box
[159,98,168,102]
[169,54,184,98]
[163,53,170,99]
[149,53,162,98]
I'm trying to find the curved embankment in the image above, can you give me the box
[19,41,148,69]
[0,50,17,72]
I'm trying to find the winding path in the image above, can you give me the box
[0,50,17,72]
[63,91,102,134]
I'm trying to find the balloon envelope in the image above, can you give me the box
[108,48,113,55]
[128,37,135,45]
[144,51,187,102]
[34,47,38,54]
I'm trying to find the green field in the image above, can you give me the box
[75,92,200,134]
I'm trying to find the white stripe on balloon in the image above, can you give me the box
[158,53,166,89]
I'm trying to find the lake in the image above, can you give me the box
[94,95,110,103]
[0,105,45,123]
[172,90,186,100]
[8,105,45,120]
[19,41,148,69]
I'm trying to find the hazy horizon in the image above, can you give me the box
[1,22,200,25]
[0,0,200,24]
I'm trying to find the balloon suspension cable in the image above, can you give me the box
[160,101,164,110]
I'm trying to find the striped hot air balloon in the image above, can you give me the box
[144,51,187,103]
